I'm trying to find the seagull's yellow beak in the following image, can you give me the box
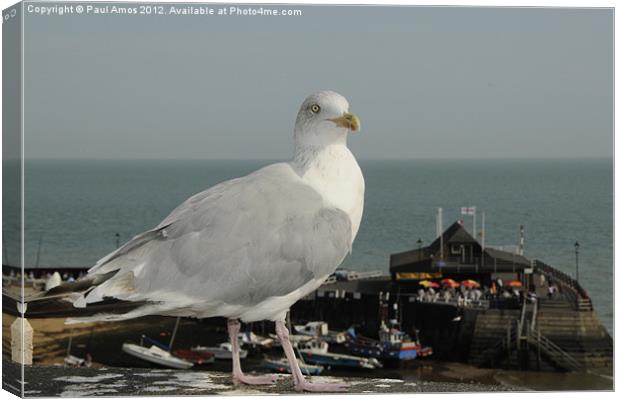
[329,112,360,132]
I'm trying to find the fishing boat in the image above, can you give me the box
[122,343,194,369]
[262,357,324,375]
[191,342,247,360]
[345,323,433,361]
[298,340,382,369]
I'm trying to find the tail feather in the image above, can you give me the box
[23,270,118,303]
[2,269,154,321]
[2,291,150,319]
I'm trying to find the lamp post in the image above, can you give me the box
[417,238,423,261]
[574,241,580,283]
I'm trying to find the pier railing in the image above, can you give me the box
[433,256,526,273]
[530,299,538,331]
[409,294,525,310]
[479,307,584,372]
[534,260,593,311]
[408,295,490,309]
[478,321,517,368]
[528,328,583,371]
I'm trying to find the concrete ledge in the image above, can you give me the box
[2,363,520,396]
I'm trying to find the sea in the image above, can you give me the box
[10,158,613,333]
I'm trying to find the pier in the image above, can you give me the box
[294,222,612,373]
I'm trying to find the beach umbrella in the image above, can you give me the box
[441,278,459,288]
[419,280,441,289]
[461,279,480,288]
[507,280,523,288]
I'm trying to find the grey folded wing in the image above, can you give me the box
[78,163,353,310]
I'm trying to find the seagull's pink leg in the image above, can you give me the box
[227,319,280,386]
[275,320,349,392]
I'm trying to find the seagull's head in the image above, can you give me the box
[294,91,360,148]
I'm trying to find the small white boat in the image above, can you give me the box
[263,357,324,375]
[294,321,347,344]
[298,339,330,353]
[192,342,247,360]
[298,340,382,369]
[295,321,329,337]
[238,331,274,349]
[269,333,313,348]
[122,343,193,369]
[64,354,91,367]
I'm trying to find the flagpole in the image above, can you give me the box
[438,207,443,260]
[481,212,486,250]
[473,207,477,238]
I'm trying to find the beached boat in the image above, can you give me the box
[345,324,433,361]
[269,333,313,348]
[122,343,194,369]
[191,342,247,360]
[63,335,92,368]
[262,357,324,375]
[294,321,348,344]
[298,340,382,369]
[63,354,92,367]
[238,331,274,349]
[172,348,215,365]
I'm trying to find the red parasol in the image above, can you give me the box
[441,278,460,288]
[461,279,481,288]
[419,280,440,289]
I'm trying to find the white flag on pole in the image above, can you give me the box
[461,206,476,215]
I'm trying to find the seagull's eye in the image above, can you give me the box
[310,104,321,114]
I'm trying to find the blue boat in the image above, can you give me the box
[262,357,324,375]
[298,340,382,369]
[345,324,433,361]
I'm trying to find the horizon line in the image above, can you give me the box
[16,156,614,162]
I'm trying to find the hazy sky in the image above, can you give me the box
[23,5,612,159]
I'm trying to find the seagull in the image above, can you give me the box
[39,91,365,392]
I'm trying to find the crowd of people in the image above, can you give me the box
[416,284,487,306]
[414,277,560,308]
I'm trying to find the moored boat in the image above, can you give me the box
[122,343,194,369]
[172,348,215,365]
[345,323,433,361]
[238,331,274,349]
[269,333,313,348]
[191,342,247,360]
[64,354,92,368]
[262,357,324,375]
[298,340,382,369]
[294,321,347,344]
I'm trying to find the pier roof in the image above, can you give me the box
[390,222,532,277]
